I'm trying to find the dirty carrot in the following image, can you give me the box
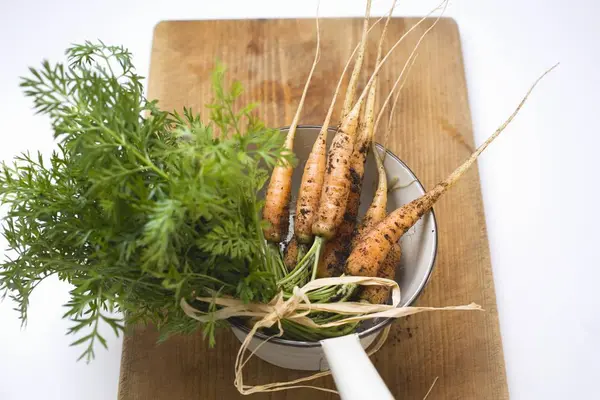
[317,1,396,277]
[294,8,389,245]
[262,15,321,242]
[358,52,418,236]
[356,137,398,304]
[284,236,309,271]
[355,125,398,303]
[312,3,445,242]
[359,244,401,304]
[358,144,388,238]
[346,64,558,277]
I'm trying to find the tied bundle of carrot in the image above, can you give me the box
[195,59,557,393]
[2,0,561,390]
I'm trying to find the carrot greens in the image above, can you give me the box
[0,42,292,361]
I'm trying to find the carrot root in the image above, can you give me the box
[262,13,321,243]
[294,7,390,244]
[359,244,401,304]
[346,63,559,277]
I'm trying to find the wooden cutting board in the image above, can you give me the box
[118,17,508,399]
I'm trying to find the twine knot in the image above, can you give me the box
[179,276,482,395]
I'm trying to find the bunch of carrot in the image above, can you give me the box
[260,0,554,340]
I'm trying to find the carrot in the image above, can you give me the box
[294,6,389,245]
[346,64,558,277]
[312,3,447,241]
[359,244,401,304]
[340,0,372,120]
[317,240,348,278]
[283,236,308,270]
[294,124,327,244]
[356,125,398,303]
[358,53,418,237]
[316,2,396,277]
[358,144,388,238]
[310,103,361,240]
[355,116,398,303]
[306,0,375,242]
[262,15,321,242]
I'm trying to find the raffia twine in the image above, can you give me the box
[181,276,481,395]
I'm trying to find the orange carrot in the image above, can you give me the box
[357,144,388,238]
[262,166,294,242]
[307,0,374,241]
[316,2,396,277]
[284,236,308,271]
[358,53,417,236]
[359,244,401,304]
[294,6,389,245]
[311,106,361,240]
[356,130,397,303]
[354,121,397,303]
[262,15,321,242]
[294,126,328,244]
[346,64,558,277]
[317,240,348,278]
[312,3,447,240]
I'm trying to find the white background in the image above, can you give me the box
[1,0,599,399]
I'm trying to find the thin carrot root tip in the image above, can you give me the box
[389,179,418,192]
[340,0,372,119]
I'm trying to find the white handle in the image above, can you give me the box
[320,334,394,400]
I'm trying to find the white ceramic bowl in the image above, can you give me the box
[230,125,438,371]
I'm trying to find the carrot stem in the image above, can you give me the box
[310,236,324,281]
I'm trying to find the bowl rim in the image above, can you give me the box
[229,125,438,348]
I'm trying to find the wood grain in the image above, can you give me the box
[118,18,508,400]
